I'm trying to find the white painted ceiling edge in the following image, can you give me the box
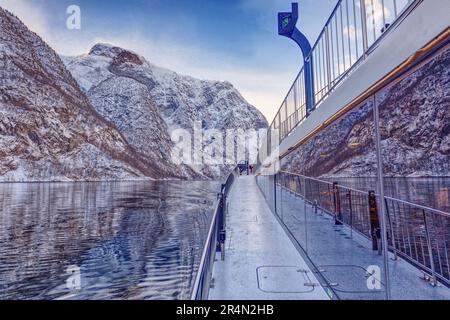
[263,0,450,166]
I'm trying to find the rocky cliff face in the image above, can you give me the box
[0,8,191,181]
[282,46,450,178]
[63,44,268,178]
[0,8,267,182]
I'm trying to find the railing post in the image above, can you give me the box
[360,0,369,58]
[216,191,225,254]
[278,3,315,114]
[384,198,398,260]
[325,25,332,92]
[280,173,284,220]
[347,191,353,238]
[333,182,343,225]
[304,175,309,253]
[274,174,278,215]
[423,210,437,286]
[297,176,303,198]
[368,191,381,252]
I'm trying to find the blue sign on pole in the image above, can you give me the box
[278,3,315,115]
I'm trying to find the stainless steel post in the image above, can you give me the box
[280,173,284,221]
[325,26,332,92]
[304,175,308,253]
[373,95,391,300]
[360,0,369,58]
[384,199,398,260]
[423,210,437,286]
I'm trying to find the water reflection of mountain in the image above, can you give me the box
[0,181,218,300]
[283,46,450,178]
[325,177,450,213]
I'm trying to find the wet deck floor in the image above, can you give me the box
[209,176,330,300]
[274,185,450,300]
[209,175,450,300]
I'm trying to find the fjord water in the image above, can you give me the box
[0,181,220,300]
[330,177,450,213]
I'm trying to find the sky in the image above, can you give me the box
[0,0,338,121]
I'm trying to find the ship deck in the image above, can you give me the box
[209,175,330,300]
[209,175,450,300]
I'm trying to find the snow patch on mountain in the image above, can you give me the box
[64,43,268,178]
[282,46,450,178]
[0,8,187,181]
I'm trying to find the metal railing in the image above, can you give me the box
[268,0,416,145]
[257,171,450,288]
[384,197,450,286]
[190,167,237,300]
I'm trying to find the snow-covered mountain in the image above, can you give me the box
[63,43,268,178]
[0,8,158,182]
[0,7,267,181]
[282,46,450,178]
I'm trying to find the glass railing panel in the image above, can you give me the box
[377,44,450,294]
[280,95,390,300]
[268,0,418,147]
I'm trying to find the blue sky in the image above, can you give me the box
[0,0,337,121]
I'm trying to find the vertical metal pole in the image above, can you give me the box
[345,0,352,65]
[335,16,341,75]
[314,48,319,100]
[325,26,332,92]
[384,199,398,260]
[304,176,308,253]
[423,210,437,286]
[333,182,343,225]
[374,95,392,300]
[321,38,327,97]
[352,0,359,57]
[293,78,298,124]
[284,101,288,139]
[274,174,278,216]
[339,5,346,71]
[318,43,323,99]
[347,191,353,238]
[368,191,381,251]
[278,111,281,142]
[305,56,315,115]
[312,50,317,101]
[381,0,386,29]
[360,0,369,58]
[280,173,284,221]
[370,0,376,40]
[330,21,336,83]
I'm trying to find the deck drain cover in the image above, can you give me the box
[257,266,315,293]
[318,265,384,293]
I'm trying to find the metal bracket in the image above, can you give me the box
[304,282,320,287]
[278,2,315,114]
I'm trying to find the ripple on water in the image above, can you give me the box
[0,180,219,300]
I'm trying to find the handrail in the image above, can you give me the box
[190,197,220,300]
[384,196,450,217]
[280,170,450,215]
[190,167,238,300]
[261,171,450,288]
[268,0,419,147]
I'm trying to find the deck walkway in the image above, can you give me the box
[208,175,330,300]
[274,184,450,300]
[209,175,450,300]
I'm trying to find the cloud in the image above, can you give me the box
[76,33,291,122]
[343,25,357,41]
[239,0,292,12]
[367,0,391,26]
[356,0,391,28]
[0,0,48,36]
[0,0,296,121]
